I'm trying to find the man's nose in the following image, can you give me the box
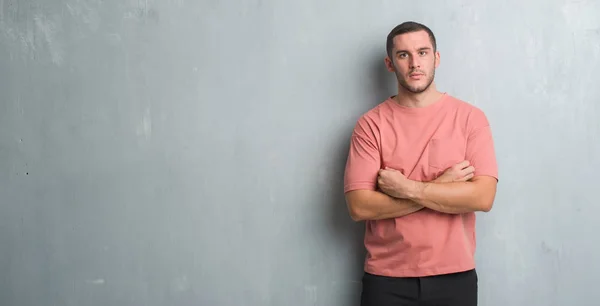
[409,57,420,69]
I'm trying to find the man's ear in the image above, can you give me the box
[384,57,395,72]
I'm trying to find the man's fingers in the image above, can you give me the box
[457,172,474,182]
[457,166,475,179]
[455,160,470,169]
[462,166,475,174]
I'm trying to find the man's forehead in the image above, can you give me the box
[392,31,432,49]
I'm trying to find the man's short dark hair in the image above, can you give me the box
[386,21,437,57]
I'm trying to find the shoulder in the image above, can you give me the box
[351,100,391,137]
[445,95,491,129]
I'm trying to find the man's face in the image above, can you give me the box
[385,30,440,94]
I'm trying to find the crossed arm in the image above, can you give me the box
[345,190,423,221]
[345,162,497,221]
[407,175,497,214]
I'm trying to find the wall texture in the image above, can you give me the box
[1,0,599,305]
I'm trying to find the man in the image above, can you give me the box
[343,21,498,306]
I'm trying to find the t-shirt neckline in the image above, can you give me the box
[386,92,449,115]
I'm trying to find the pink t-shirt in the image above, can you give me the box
[344,93,498,277]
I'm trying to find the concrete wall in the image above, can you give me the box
[1,0,599,305]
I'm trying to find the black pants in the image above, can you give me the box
[360,269,478,306]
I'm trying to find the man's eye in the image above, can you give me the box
[419,51,427,56]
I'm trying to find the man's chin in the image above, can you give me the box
[403,85,428,94]
[401,81,433,94]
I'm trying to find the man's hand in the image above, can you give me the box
[377,167,418,199]
[433,160,475,183]
[377,161,475,198]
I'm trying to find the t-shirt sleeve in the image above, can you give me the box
[465,108,498,180]
[343,117,381,193]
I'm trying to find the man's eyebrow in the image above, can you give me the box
[395,47,432,54]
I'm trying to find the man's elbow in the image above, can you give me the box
[349,209,365,221]
[476,193,496,212]
[479,200,494,212]
[471,176,497,213]
[345,191,370,221]
[347,201,368,221]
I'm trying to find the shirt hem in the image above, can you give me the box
[364,263,476,278]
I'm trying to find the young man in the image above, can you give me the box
[343,21,498,306]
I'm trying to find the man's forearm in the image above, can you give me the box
[345,190,424,221]
[408,177,497,214]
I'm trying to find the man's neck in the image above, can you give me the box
[393,86,444,108]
